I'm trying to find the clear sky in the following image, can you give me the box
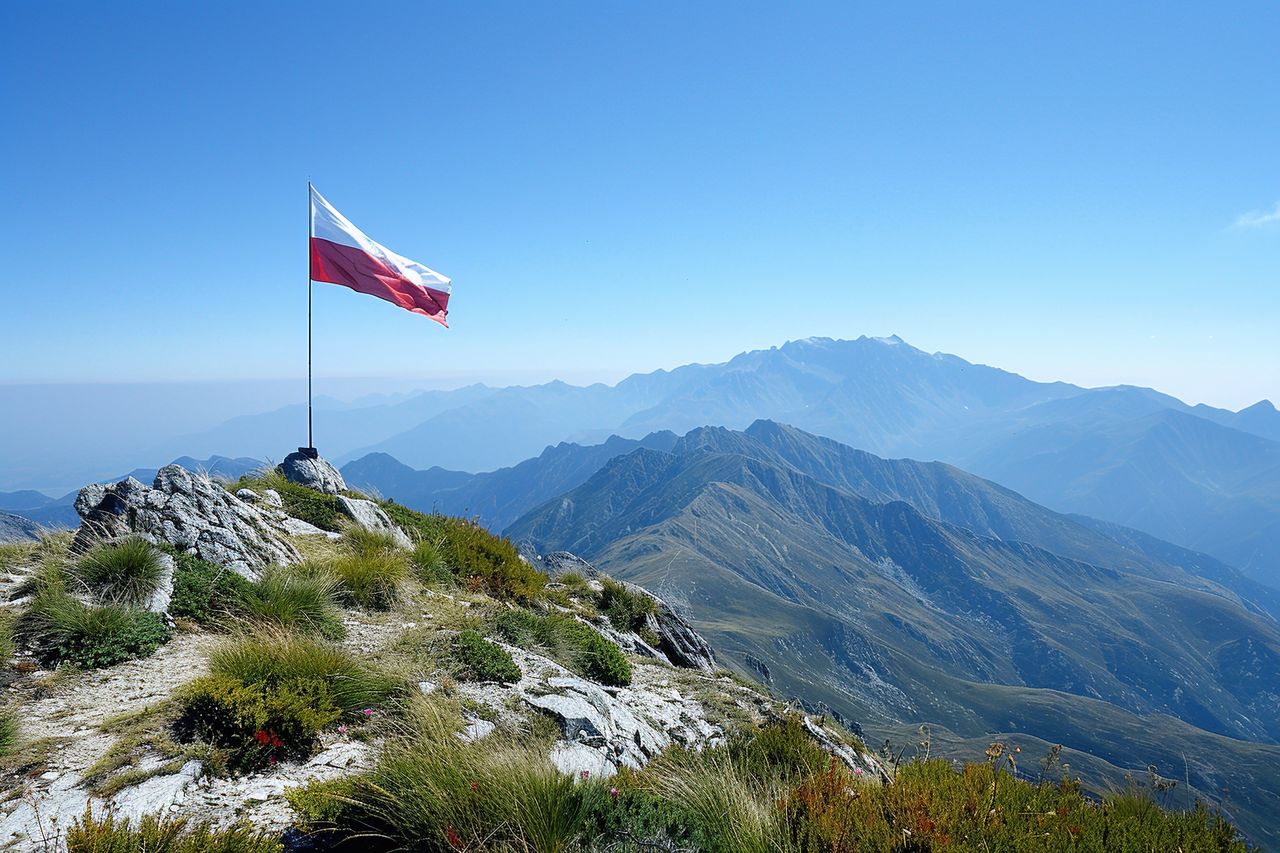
[2,1,1277,409]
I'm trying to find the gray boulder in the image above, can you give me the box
[278,452,346,495]
[336,496,412,547]
[73,465,301,578]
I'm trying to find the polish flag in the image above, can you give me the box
[309,185,451,327]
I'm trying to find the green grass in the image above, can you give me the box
[166,551,255,628]
[379,502,547,602]
[173,630,403,772]
[0,709,18,757]
[451,629,521,683]
[597,578,656,633]
[66,808,283,852]
[72,536,165,605]
[492,609,631,687]
[228,470,345,532]
[237,565,345,639]
[290,704,598,853]
[410,538,453,587]
[17,583,170,669]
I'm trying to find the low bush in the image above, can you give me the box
[597,578,656,634]
[378,503,547,602]
[72,536,165,605]
[17,585,170,669]
[727,714,831,784]
[451,629,521,683]
[493,609,631,687]
[237,566,344,639]
[172,674,341,772]
[66,808,283,853]
[172,632,401,772]
[167,552,254,628]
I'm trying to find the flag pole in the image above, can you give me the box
[306,180,315,456]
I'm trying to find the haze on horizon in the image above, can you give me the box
[2,2,1278,411]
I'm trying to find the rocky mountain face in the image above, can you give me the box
[0,511,41,543]
[506,424,1280,846]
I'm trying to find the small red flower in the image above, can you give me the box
[470,781,480,792]
[445,825,464,850]
[254,730,270,745]
[580,770,590,780]
[609,786,620,800]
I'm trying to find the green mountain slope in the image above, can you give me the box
[507,428,1280,847]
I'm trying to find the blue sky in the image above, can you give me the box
[2,1,1277,408]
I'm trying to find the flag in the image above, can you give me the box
[309,185,451,327]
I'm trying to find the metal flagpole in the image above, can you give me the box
[306,180,315,455]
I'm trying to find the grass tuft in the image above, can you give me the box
[72,536,164,605]
[493,609,631,687]
[237,565,345,639]
[67,807,283,852]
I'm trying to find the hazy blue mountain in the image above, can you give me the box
[10,336,1276,587]
[342,431,680,531]
[0,490,54,511]
[961,406,1280,585]
[506,426,1280,845]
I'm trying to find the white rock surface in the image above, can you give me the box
[336,496,412,547]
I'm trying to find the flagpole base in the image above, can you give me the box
[297,446,319,459]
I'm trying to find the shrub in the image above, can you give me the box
[172,674,341,772]
[493,610,631,687]
[378,503,547,602]
[71,536,165,605]
[172,632,401,772]
[238,566,344,639]
[452,630,521,683]
[597,578,656,633]
[727,714,831,784]
[167,552,254,628]
[66,808,283,852]
[17,586,169,669]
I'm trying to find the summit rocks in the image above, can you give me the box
[73,464,301,578]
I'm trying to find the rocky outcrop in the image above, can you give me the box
[0,511,41,544]
[530,550,717,673]
[336,496,412,548]
[278,451,346,495]
[73,465,301,578]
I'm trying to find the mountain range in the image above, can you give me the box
[169,336,1279,590]
[502,421,1280,846]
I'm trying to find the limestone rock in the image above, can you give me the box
[336,496,411,547]
[111,760,203,821]
[143,552,176,614]
[73,464,301,578]
[278,452,346,495]
[550,741,616,779]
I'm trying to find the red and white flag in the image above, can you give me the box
[309,186,451,327]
